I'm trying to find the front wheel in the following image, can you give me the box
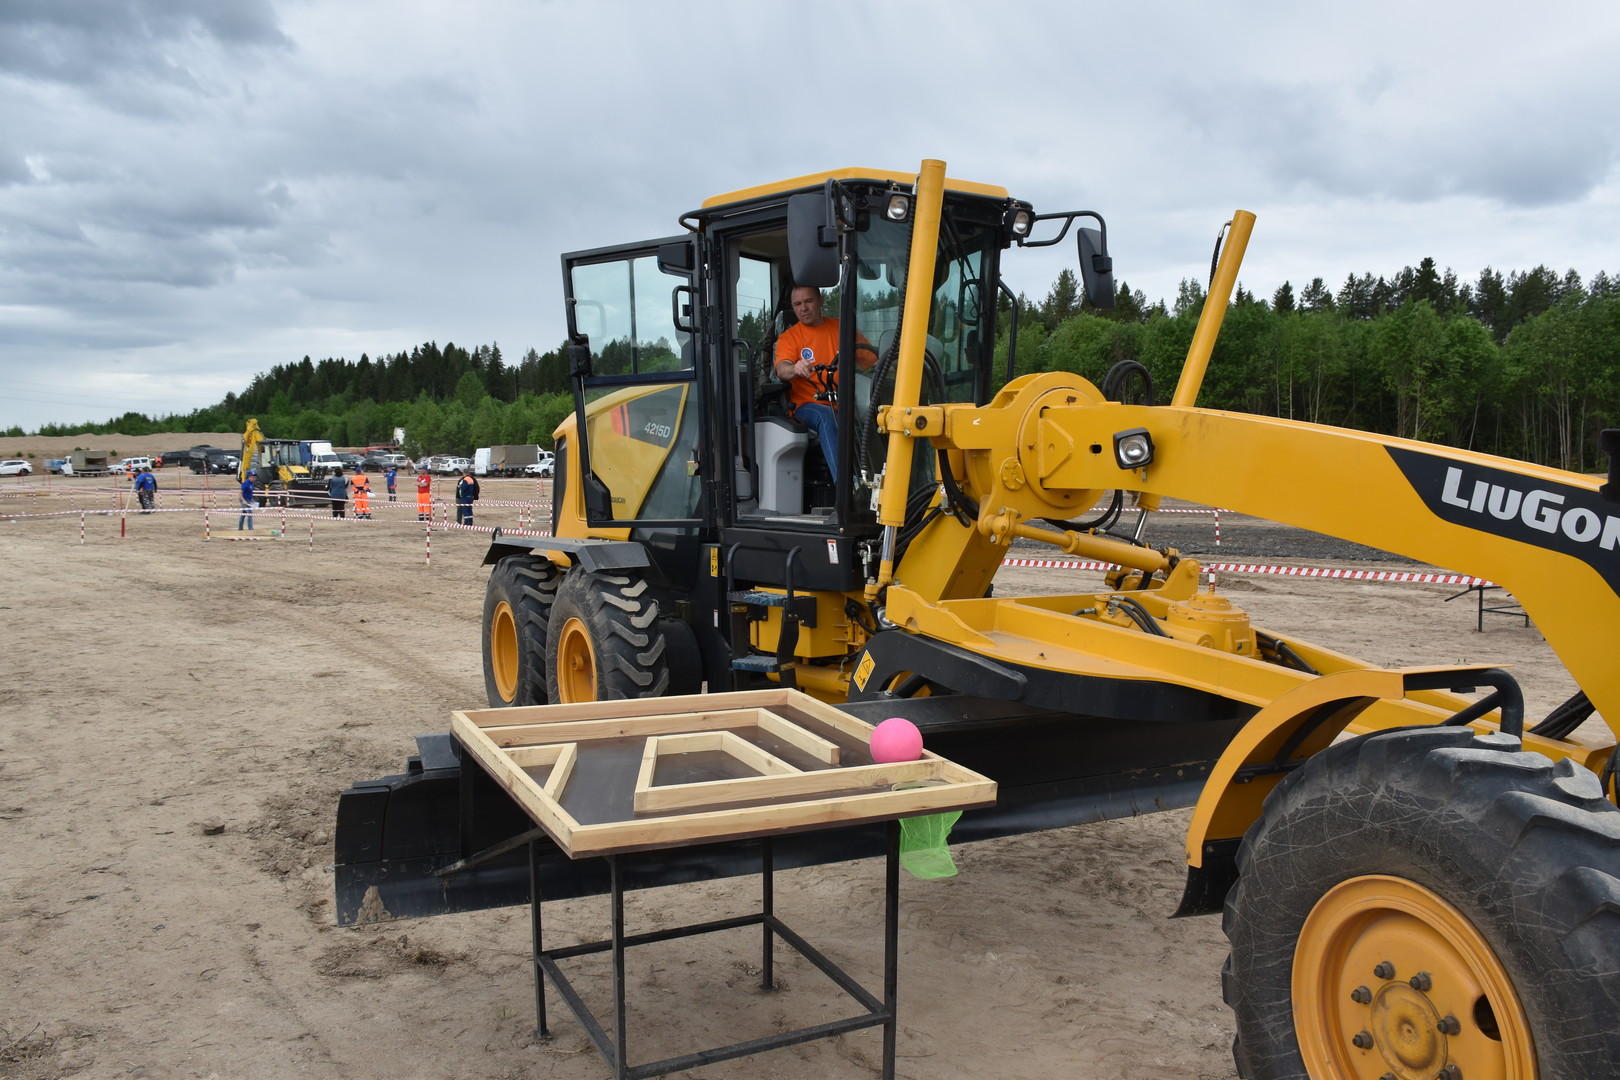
[1223,725,1620,1080]
[481,555,560,707]
[545,569,669,704]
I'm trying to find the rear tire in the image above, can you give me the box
[544,569,669,703]
[1223,725,1620,1080]
[482,555,560,707]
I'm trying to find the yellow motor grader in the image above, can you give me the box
[338,160,1620,1079]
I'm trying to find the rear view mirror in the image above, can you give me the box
[788,192,840,288]
[1078,227,1115,309]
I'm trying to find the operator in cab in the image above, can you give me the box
[773,285,873,475]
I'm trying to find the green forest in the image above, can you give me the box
[14,259,1619,472]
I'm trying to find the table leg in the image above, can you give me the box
[883,819,899,1080]
[761,838,775,991]
[611,854,628,1080]
[529,840,548,1038]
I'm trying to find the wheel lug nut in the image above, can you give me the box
[1373,961,1395,980]
[1439,1066,1463,1080]
[1381,1073,1397,1080]
[1438,1015,1461,1035]
[1409,970,1433,992]
[1352,1030,1375,1049]
[1350,985,1372,1004]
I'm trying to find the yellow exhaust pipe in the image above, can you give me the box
[1171,209,1255,409]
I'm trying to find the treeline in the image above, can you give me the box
[12,260,1618,472]
[18,340,577,461]
[1003,259,1620,472]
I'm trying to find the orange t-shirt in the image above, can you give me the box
[775,318,872,411]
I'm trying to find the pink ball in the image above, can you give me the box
[870,717,924,763]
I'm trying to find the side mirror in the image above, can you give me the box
[1078,227,1115,309]
[1602,429,1620,504]
[657,241,695,273]
[788,192,840,288]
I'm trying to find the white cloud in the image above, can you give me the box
[2,0,1619,430]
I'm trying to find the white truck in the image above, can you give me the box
[478,444,543,476]
[304,440,345,478]
[60,450,111,476]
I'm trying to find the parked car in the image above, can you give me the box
[189,449,239,474]
[441,456,474,475]
[523,454,555,477]
[336,452,366,471]
[111,456,155,475]
[361,449,409,472]
[157,450,195,468]
[0,459,32,476]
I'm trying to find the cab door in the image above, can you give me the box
[562,237,704,530]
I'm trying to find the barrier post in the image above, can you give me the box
[80,510,86,545]
[204,508,210,541]
[309,515,315,552]
[424,522,431,566]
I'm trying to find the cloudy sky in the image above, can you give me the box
[3,0,1618,433]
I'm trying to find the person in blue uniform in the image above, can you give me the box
[238,475,255,530]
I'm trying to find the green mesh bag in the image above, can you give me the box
[899,810,962,880]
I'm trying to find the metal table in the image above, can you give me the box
[527,823,902,1080]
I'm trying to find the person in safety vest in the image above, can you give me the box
[455,469,480,526]
[416,469,432,521]
[348,467,373,520]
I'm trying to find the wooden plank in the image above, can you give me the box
[769,694,890,744]
[506,744,568,770]
[570,774,998,856]
[632,732,802,814]
[755,712,840,765]
[633,758,945,815]
[544,742,576,801]
[458,689,798,732]
[632,734,661,803]
[451,712,581,850]
[478,708,770,749]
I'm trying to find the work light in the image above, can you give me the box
[1113,428,1155,469]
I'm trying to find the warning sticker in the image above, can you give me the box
[853,652,874,691]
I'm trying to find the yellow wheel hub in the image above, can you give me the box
[554,616,597,703]
[1293,875,1534,1080]
[489,600,518,703]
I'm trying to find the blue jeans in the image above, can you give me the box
[239,500,254,530]
[794,402,838,476]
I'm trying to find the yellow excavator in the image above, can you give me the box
[338,160,1620,1078]
[239,418,326,507]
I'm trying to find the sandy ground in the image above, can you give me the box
[0,469,1593,1080]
